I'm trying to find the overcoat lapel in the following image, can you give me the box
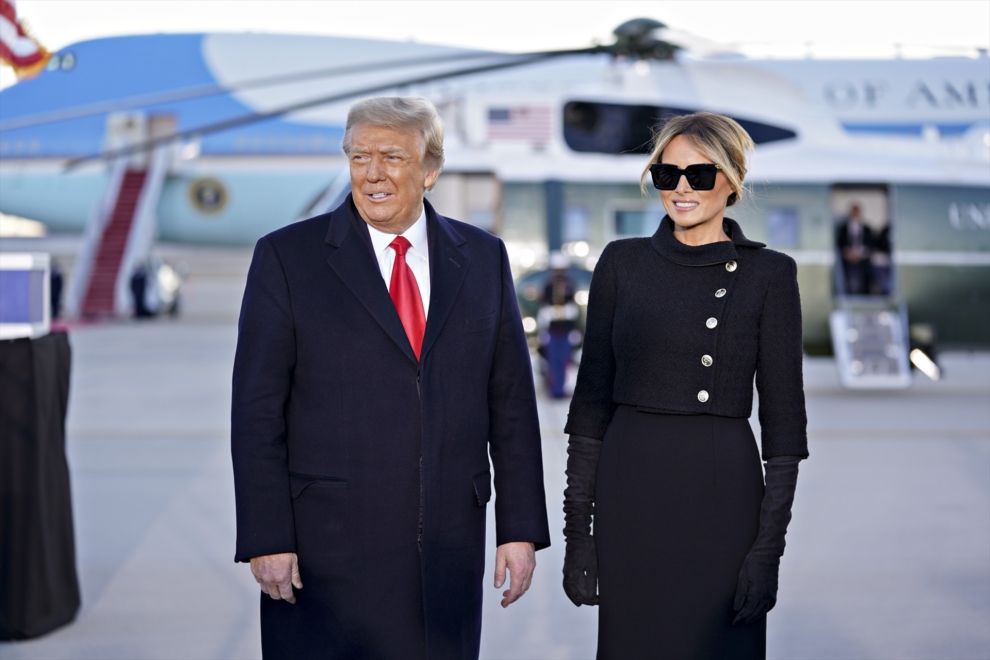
[325,196,418,364]
[420,199,469,361]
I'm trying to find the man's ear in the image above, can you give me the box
[424,166,441,191]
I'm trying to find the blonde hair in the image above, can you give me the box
[342,96,445,172]
[639,111,754,206]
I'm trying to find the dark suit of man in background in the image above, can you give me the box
[836,204,874,295]
[231,96,550,659]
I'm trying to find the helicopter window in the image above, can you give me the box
[615,209,665,237]
[562,101,797,154]
[733,117,797,145]
[767,208,800,248]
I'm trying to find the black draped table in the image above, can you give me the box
[0,331,80,640]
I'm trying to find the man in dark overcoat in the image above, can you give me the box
[231,96,550,660]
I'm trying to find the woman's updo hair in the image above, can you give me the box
[640,111,755,206]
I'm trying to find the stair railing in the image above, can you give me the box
[64,157,129,317]
[297,165,351,221]
[114,143,172,316]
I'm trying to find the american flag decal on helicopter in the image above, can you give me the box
[487,106,553,144]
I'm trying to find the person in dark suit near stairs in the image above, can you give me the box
[836,204,874,295]
[231,96,550,660]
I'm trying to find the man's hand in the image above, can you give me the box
[250,552,302,604]
[494,542,536,608]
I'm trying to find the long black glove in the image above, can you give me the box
[733,455,803,625]
[562,434,603,607]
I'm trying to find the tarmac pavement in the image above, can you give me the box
[0,242,987,660]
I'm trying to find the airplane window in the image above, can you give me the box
[562,101,797,155]
[44,53,74,72]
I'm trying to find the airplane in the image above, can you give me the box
[0,19,987,387]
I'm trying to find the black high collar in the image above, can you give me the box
[651,216,765,267]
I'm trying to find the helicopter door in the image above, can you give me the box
[828,184,911,389]
[831,185,893,300]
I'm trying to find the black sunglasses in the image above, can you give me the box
[650,163,721,191]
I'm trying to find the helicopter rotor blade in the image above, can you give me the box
[0,49,507,132]
[64,45,602,169]
[3,18,701,135]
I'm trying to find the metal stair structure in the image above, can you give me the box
[80,169,148,316]
[65,123,174,319]
[830,306,911,388]
[298,166,351,221]
[828,232,913,389]
[65,112,172,319]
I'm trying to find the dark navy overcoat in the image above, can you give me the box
[231,196,550,660]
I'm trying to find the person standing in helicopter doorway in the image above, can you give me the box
[562,111,808,659]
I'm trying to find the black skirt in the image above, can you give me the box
[595,406,766,660]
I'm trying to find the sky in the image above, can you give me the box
[2,0,989,90]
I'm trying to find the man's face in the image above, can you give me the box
[348,123,439,234]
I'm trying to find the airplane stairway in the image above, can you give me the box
[829,306,912,389]
[81,169,148,316]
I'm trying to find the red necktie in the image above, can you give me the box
[388,236,427,360]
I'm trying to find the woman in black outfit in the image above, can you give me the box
[562,112,808,659]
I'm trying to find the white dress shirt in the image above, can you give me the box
[366,208,431,317]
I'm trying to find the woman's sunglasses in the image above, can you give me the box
[650,163,721,191]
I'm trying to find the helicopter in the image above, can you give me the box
[0,18,987,385]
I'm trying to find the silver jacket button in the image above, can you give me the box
[706,317,718,329]
[715,288,726,298]
[701,355,713,367]
[726,261,737,272]
[697,390,709,402]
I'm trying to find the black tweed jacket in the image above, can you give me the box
[564,216,809,459]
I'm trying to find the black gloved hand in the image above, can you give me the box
[733,551,779,625]
[562,434,603,607]
[563,536,598,606]
[733,455,802,626]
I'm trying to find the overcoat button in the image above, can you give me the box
[726,261,737,272]
[715,288,726,298]
[706,317,718,329]
[702,355,713,367]
[697,390,709,402]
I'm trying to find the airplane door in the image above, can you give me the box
[104,112,148,168]
[149,114,177,143]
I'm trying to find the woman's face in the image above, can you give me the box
[659,135,734,232]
